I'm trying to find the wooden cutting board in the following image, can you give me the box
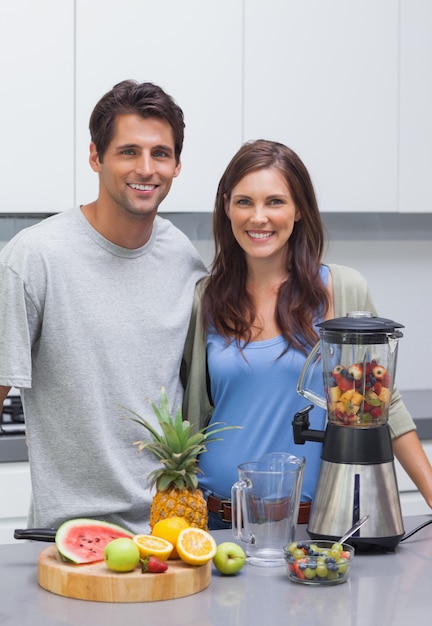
[38,545,212,602]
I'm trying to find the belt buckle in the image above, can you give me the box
[218,499,231,523]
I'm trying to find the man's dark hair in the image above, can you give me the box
[89,80,185,163]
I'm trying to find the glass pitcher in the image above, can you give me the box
[297,312,404,427]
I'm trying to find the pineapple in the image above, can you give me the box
[125,387,238,531]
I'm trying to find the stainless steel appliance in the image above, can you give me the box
[0,393,28,462]
[293,312,405,550]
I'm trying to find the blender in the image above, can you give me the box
[293,311,405,550]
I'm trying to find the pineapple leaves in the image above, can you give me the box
[122,386,241,493]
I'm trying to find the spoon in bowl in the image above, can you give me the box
[338,515,370,544]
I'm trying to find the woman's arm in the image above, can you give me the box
[393,430,432,508]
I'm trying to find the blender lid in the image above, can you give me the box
[317,311,404,332]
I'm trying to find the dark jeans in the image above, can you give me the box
[208,510,231,531]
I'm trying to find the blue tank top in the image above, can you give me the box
[199,265,329,502]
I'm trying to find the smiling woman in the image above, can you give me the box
[181,138,432,531]
[224,167,301,270]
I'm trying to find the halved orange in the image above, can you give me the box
[151,516,190,559]
[133,534,173,562]
[176,527,217,566]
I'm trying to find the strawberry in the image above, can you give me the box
[331,364,346,378]
[372,365,387,380]
[141,556,168,574]
[381,373,391,388]
[372,381,382,395]
[348,363,363,380]
[369,406,382,419]
[335,373,355,392]
[293,560,306,580]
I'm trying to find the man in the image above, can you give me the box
[0,80,207,533]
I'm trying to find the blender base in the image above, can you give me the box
[306,454,405,552]
[306,529,404,552]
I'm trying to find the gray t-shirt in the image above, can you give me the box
[0,207,206,532]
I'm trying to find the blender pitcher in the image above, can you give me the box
[293,312,405,550]
[297,311,404,428]
[231,452,305,566]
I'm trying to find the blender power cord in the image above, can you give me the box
[400,518,432,542]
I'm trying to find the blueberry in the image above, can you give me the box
[326,561,339,572]
[307,549,320,556]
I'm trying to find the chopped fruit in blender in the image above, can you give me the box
[378,387,392,404]
[347,364,363,380]
[334,373,355,392]
[350,391,364,406]
[364,390,381,406]
[332,364,346,377]
[327,360,393,426]
[381,373,391,388]
[369,406,382,419]
[371,365,387,380]
[339,389,355,402]
[372,381,382,395]
[328,386,341,403]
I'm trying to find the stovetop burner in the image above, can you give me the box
[1,395,25,435]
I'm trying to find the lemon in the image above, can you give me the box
[133,534,173,562]
[176,527,217,566]
[151,516,190,559]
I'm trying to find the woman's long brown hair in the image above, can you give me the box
[202,139,329,354]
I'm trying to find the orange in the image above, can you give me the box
[133,534,173,562]
[151,516,190,559]
[176,527,217,566]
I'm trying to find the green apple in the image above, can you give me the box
[213,542,246,575]
[104,538,141,572]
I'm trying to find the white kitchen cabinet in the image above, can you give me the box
[0,0,74,214]
[74,0,243,212]
[243,0,399,213]
[399,0,432,213]
[0,462,31,544]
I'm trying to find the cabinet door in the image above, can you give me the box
[244,0,398,213]
[0,462,31,544]
[0,0,74,214]
[75,0,243,213]
[399,0,432,213]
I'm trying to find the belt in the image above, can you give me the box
[207,494,311,525]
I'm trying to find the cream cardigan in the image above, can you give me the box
[181,263,415,439]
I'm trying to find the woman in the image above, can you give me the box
[182,139,432,530]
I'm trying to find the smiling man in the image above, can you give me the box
[0,81,207,533]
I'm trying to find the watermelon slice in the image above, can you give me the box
[55,518,134,564]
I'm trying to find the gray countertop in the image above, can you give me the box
[1,516,431,626]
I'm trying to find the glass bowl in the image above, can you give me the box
[283,540,355,585]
